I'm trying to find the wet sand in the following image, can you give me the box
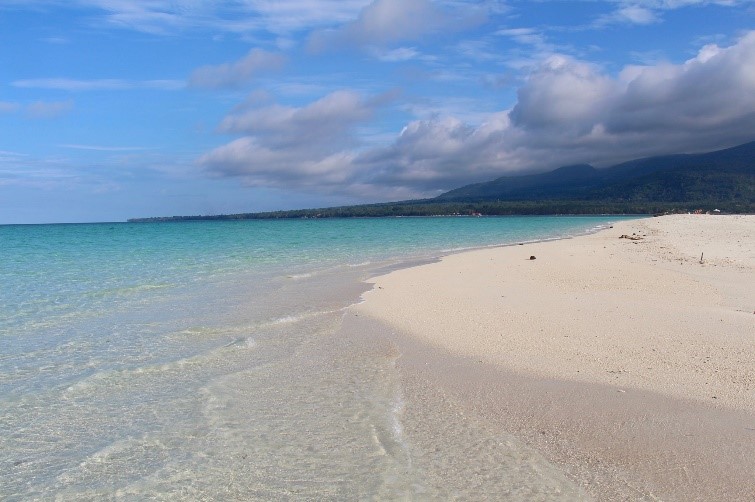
[353,215,755,500]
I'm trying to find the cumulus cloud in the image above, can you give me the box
[203,31,755,199]
[605,38,755,137]
[352,114,514,191]
[202,138,356,186]
[509,56,614,132]
[199,90,394,190]
[595,5,658,26]
[218,90,375,147]
[189,49,286,89]
[612,5,659,24]
[308,0,485,52]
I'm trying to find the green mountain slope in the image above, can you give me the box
[437,141,755,204]
[129,141,755,221]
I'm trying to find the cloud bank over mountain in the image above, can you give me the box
[201,31,755,199]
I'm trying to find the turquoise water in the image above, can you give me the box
[1,216,636,499]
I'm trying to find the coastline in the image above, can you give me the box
[0,216,640,499]
[351,214,755,500]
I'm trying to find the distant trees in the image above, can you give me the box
[128,198,753,223]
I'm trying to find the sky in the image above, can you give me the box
[1,1,754,223]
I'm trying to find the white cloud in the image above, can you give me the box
[13,79,126,91]
[189,49,286,89]
[202,31,755,198]
[3,0,374,36]
[456,40,500,61]
[232,0,372,34]
[373,47,421,62]
[493,26,563,71]
[402,95,502,125]
[615,5,659,24]
[597,0,745,26]
[202,137,356,186]
[370,31,755,190]
[218,90,374,137]
[0,150,27,161]
[509,56,615,132]
[496,28,548,47]
[605,33,755,136]
[308,0,486,52]
[12,78,184,91]
[2,0,744,39]
[200,90,392,190]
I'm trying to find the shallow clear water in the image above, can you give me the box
[0,216,636,499]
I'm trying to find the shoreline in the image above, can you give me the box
[352,214,755,500]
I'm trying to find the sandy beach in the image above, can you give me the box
[353,215,755,500]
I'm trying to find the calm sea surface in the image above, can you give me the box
[1,216,637,500]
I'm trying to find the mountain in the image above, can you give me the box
[129,141,755,221]
[435,163,602,201]
[436,141,755,205]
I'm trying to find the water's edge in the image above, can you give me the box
[1,216,642,500]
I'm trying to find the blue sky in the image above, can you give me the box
[1,0,753,223]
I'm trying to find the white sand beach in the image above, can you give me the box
[354,215,755,500]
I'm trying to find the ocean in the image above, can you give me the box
[1,216,636,500]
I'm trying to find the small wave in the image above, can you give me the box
[268,315,301,325]
[175,324,254,338]
[264,309,341,327]
[439,245,479,253]
[282,262,356,280]
[286,272,314,280]
[347,261,373,268]
[126,284,171,292]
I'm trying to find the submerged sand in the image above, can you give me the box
[354,214,755,500]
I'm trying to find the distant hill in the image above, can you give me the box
[435,163,603,201]
[436,141,755,205]
[129,141,755,221]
